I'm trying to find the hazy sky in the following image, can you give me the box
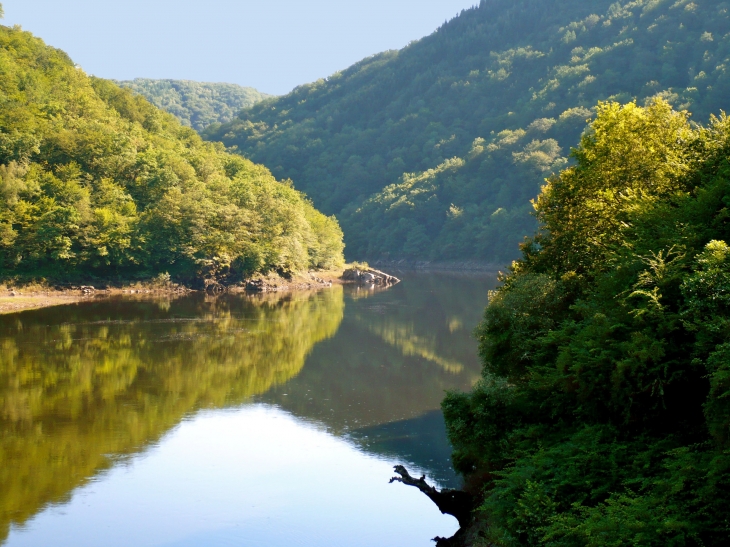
[3,0,478,95]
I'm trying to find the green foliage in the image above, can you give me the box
[0,25,343,281]
[115,79,270,132]
[443,101,730,545]
[206,0,730,263]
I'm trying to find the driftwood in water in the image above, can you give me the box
[389,465,474,530]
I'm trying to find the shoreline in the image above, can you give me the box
[0,266,389,315]
[0,285,194,315]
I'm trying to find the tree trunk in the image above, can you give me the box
[389,465,475,531]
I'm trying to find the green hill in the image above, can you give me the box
[0,23,343,282]
[206,0,730,263]
[116,79,270,132]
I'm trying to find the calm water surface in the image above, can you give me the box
[0,272,497,547]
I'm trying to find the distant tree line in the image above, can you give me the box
[116,79,270,132]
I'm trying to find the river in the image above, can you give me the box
[0,271,497,547]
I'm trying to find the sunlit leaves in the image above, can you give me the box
[0,25,344,279]
[446,101,730,545]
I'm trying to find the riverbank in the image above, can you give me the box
[0,283,192,315]
[0,265,380,314]
[0,290,91,314]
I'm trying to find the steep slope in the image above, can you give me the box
[116,79,270,131]
[0,25,343,281]
[207,0,730,262]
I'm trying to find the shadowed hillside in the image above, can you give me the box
[207,0,730,263]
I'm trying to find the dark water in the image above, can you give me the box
[0,271,497,547]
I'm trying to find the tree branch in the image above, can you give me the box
[389,465,474,529]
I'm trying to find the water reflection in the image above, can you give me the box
[0,272,497,546]
[0,289,344,542]
[348,410,458,485]
[259,272,495,485]
[4,406,459,547]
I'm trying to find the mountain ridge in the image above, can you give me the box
[0,25,343,281]
[205,0,730,262]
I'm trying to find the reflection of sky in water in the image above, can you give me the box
[0,271,498,546]
[5,405,458,547]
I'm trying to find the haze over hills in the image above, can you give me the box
[116,79,271,132]
[206,0,730,263]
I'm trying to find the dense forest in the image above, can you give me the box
[116,79,270,131]
[207,0,730,263]
[0,24,343,282]
[443,100,730,545]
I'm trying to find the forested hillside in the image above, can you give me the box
[207,0,730,262]
[116,79,270,131]
[0,24,343,282]
[444,99,730,546]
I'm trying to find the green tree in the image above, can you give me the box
[0,24,343,281]
[443,101,730,546]
[116,79,271,131]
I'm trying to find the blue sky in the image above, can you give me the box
[3,0,478,95]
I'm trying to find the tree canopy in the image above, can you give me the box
[443,99,730,546]
[116,79,270,132]
[206,0,730,263]
[0,24,343,282]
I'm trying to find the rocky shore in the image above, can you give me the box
[0,283,194,315]
[340,266,400,286]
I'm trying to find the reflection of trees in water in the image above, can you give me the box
[0,273,496,542]
[259,273,494,487]
[349,271,497,377]
[0,288,344,542]
[263,273,492,433]
[363,321,465,374]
